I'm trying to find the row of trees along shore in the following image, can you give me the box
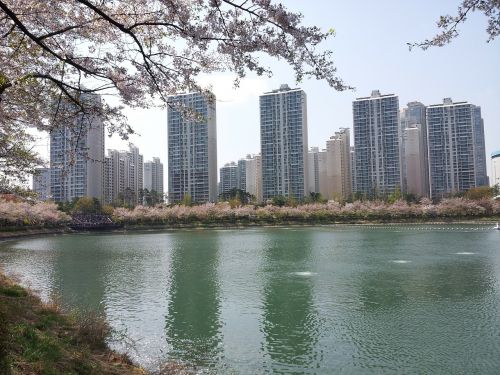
[1,185,499,228]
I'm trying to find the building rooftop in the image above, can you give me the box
[263,84,302,95]
[428,98,469,107]
[492,150,500,159]
[355,90,396,101]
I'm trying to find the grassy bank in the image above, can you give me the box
[0,272,146,375]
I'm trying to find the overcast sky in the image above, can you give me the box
[34,0,500,185]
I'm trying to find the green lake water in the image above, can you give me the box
[1,225,499,374]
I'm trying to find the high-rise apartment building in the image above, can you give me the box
[318,150,328,199]
[104,144,143,205]
[104,150,122,205]
[404,125,426,197]
[245,154,263,203]
[219,162,238,194]
[50,94,104,202]
[350,147,357,195]
[32,168,51,201]
[472,106,489,187]
[307,147,320,194]
[168,92,217,203]
[127,144,144,202]
[237,158,247,192]
[353,90,401,198]
[325,128,352,200]
[400,101,428,196]
[427,98,487,199]
[492,151,500,188]
[144,157,164,197]
[260,84,308,200]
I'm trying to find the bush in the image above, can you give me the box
[110,198,499,225]
[0,200,70,228]
[74,310,110,351]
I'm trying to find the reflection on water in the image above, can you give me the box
[260,231,321,373]
[51,236,110,310]
[0,226,499,373]
[165,232,223,367]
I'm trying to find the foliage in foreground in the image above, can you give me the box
[113,198,500,225]
[0,273,145,375]
[0,0,348,180]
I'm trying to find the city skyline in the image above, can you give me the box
[113,1,499,177]
[29,1,499,190]
[38,86,492,203]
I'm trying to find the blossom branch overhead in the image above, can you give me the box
[409,0,500,50]
[0,0,349,179]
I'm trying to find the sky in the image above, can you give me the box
[33,0,500,185]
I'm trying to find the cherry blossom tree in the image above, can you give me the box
[0,0,349,181]
[410,0,500,49]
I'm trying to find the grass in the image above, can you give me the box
[0,284,28,298]
[0,272,146,375]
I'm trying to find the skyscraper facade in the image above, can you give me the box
[104,150,123,205]
[260,84,308,200]
[400,101,428,196]
[219,162,238,194]
[144,157,164,196]
[427,98,487,199]
[50,94,104,202]
[350,147,357,195]
[245,154,263,203]
[103,144,143,205]
[403,125,426,197]
[307,147,320,194]
[472,106,489,187]
[32,168,51,201]
[127,144,144,203]
[492,151,500,188]
[353,90,401,198]
[317,150,328,199]
[168,92,217,203]
[237,158,247,192]
[325,128,352,200]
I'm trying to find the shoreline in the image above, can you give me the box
[1,217,499,241]
[0,271,147,374]
[0,227,72,241]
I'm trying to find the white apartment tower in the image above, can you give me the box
[318,150,328,199]
[32,168,51,201]
[350,147,357,195]
[260,84,308,200]
[427,98,488,199]
[307,147,320,194]
[219,162,238,194]
[168,92,217,203]
[104,144,143,205]
[245,154,263,203]
[50,94,104,202]
[353,90,401,198]
[492,151,500,188]
[400,101,429,196]
[325,128,352,200]
[144,157,164,196]
[404,125,427,197]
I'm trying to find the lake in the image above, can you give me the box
[1,225,499,374]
